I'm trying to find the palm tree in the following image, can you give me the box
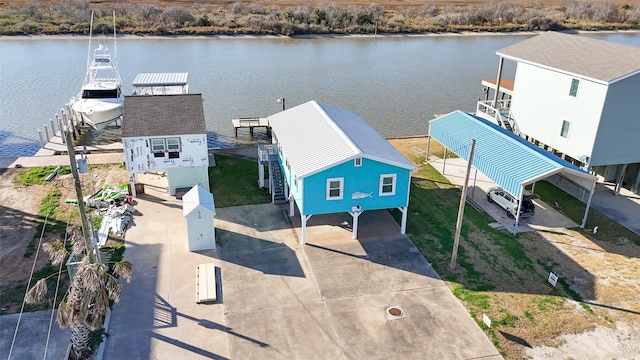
[26,226,131,360]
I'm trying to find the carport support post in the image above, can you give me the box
[450,139,475,270]
[513,187,524,235]
[580,181,597,228]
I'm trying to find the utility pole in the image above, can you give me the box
[65,130,96,264]
[450,139,476,270]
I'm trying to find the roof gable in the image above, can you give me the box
[429,110,596,199]
[497,32,640,84]
[122,94,206,137]
[267,101,416,178]
[182,185,216,217]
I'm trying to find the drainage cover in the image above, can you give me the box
[385,306,405,320]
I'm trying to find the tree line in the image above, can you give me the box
[1,1,639,36]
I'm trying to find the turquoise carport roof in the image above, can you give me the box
[428,111,597,200]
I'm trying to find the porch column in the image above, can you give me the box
[289,195,295,217]
[398,206,408,234]
[349,207,362,239]
[301,214,312,245]
[258,162,265,189]
[492,57,504,108]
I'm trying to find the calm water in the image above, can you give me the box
[1,32,639,157]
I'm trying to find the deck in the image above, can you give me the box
[231,117,270,137]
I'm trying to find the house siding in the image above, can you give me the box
[510,62,605,161]
[300,158,411,215]
[591,75,640,166]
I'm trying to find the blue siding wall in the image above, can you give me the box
[300,158,411,215]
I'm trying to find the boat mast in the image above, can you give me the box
[112,10,118,75]
[84,11,94,86]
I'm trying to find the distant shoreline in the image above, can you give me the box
[2,29,640,41]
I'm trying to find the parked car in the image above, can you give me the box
[486,187,537,218]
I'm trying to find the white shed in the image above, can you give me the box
[182,185,216,251]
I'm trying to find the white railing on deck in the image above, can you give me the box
[476,100,520,135]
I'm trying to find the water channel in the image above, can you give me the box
[1,32,639,157]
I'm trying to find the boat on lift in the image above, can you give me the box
[72,11,123,130]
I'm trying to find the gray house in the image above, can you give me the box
[477,32,640,194]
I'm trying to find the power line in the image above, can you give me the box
[7,191,56,360]
[43,211,73,360]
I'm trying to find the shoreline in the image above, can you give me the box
[2,29,640,41]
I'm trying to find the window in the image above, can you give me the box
[569,78,579,97]
[560,120,571,138]
[166,138,180,151]
[354,157,362,167]
[326,178,344,200]
[151,138,165,152]
[379,174,397,196]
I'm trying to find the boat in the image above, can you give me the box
[71,11,123,130]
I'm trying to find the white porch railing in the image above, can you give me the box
[476,100,520,135]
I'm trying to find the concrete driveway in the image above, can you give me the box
[429,157,577,232]
[103,179,501,359]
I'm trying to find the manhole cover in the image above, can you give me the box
[385,306,406,320]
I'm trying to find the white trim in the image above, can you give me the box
[379,173,397,196]
[326,177,344,200]
[151,138,166,152]
[166,137,181,151]
[354,157,362,167]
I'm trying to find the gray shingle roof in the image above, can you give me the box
[267,101,416,178]
[497,32,640,84]
[122,94,206,137]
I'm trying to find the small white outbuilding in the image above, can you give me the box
[182,185,216,251]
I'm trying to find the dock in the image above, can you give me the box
[231,117,270,137]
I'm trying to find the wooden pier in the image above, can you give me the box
[231,117,270,137]
[34,102,123,156]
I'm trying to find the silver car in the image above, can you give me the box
[486,187,537,218]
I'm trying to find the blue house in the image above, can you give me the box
[261,101,417,244]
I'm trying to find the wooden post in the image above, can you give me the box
[65,130,96,264]
[450,139,476,270]
[492,57,504,108]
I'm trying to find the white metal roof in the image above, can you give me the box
[497,32,640,84]
[267,101,416,178]
[182,185,216,217]
[132,72,189,87]
[429,110,597,200]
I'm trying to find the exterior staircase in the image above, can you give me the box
[269,158,288,204]
[257,143,288,204]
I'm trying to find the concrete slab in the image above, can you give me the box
[0,310,70,360]
[325,288,502,360]
[102,179,501,360]
[429,157,577,232]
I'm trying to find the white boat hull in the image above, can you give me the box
[73,98,123,130]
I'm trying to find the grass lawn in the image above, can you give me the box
[209,154,271,207]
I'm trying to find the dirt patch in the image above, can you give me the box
[0,165,128,314]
